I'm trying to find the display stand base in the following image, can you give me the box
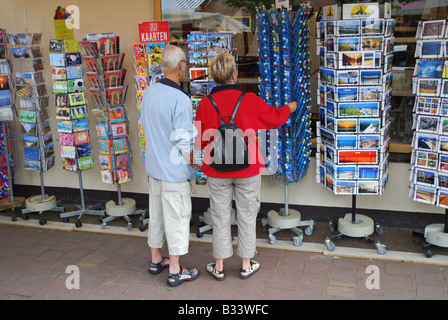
[100,197,146,231]
[0,197,26,221]
[197,208,236,238]
[60,202,105,229]
[262,208,314,247]
[325,213,386,255]
[413,224,448,258]
[21,195,64,226]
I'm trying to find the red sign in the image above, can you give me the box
[138,21,170,43]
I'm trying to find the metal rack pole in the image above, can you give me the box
[78,170,85,211]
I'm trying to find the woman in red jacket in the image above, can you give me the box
[195,53,297,280]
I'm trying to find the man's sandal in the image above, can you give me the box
[167,266,200,287]
[240,260,260,280]
[148,256,169,275]
[206,263,226,281]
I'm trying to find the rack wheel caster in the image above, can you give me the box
[127,223,132,231]
[11,215,17,222]
[328,220,335,233]
[75,220,82,228]
[375,223,384,237]
[269,234,276,245]
[293,236,302,247]
[413,237,422,245]
[375,242,387,255]
[325,238,335,252]
[22,214,29,220]
[139,225,146,232]
[305,225,313,236]
[39,218,47,225]
[100,223,106,230]
[196,231,203,238]
[62,218,69,223]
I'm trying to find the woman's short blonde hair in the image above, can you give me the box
[210,53,236,85]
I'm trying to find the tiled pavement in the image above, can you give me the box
[1,221,448,300]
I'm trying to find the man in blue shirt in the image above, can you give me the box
[140,45,199,287]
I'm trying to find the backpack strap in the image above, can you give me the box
[208,92,246,124]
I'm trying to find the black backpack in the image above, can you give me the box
[208,92,250,171]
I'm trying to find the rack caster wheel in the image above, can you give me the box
[139,225,146,232]
[293,236,302,247]
[75,220,82,228]
[100,223,106,230]
[127,223,132,231]
[39,218,47,225]
[328,220,335,233]
[22,214,29,220]
[269,234,276,245]
[325,238,335,252]
[62,218,69,223]
[413,237,422,245]
[375,223,384,237]
[375,242,387,255]
[11,215,17,222]
[305,225,313,236]
[424,248,433,258]
[196,231,203,238]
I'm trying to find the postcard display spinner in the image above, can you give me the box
[0,29,26,215]
[187,31,239,238]
[82,33,145,230]
[256,4,314,247]
[133,40,166,232]
[410,19,448,257]
[8,31,65,225]
[49,37,105,228]
[316,3,393,254]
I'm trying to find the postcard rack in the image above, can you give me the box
[408,18,448,257]
[82,33,145,231]
[133,39,167,231]
[46,36,105,228]
[187,31,239,237]
[7,30,65,225]
[0,28,26,218]
[315,3,394,254]
[256,4,314,247]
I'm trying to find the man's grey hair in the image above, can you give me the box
[161,44,187,74]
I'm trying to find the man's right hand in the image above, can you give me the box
[287,101,298,113]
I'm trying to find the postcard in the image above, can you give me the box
[414,184,437,205]
[325,21,335,39]
[65,52,82,66]
[326,115,335,131]
[56,107,70,120]
[438,190,448,208]
[335,118,357,134]
[358,134,380,149]
[57,120,72,133]
[66,66,83,80]
[336,86,358,102]
[359,86,382,101]
[440,136,448,154]
[335,180,357,195]
[361,19,384,35]
[336,135,357,149]
[74,131,90,145]
[61,145,76,159]
[417,60,444,78]
[414,97,440,115]
[62,158,77,172]
[111,122,127,139]
[55,93,68,107]
[336,70,359,86]
[116,154,130,169]
[70,105,87,120]
[336,19,360,36]
[416,115,439,134]
[98,139,111,154]
[337,37,360,52]
[414,167,437,187]
[92,108,108,124]
[60,133,74,146]
[72,118,89,133]
[415,132,439,152]
[360,69,382,85]
[101,170,115,184]
[441,79,448,98]
[96,124,109,140]
[113,138,128,154]
[440,99,448,116]
[357,180,379,195]
[109,106,125,123]
[19,110,37,123]
[320,68,336,84]
[78,156,94,171]
[417,78,441,97]
[68,92,86,106]
[419,40,444,58]
[338,150,378,164]
[361,36,383,51]
[415,150,438,170]
[325,174,334,192]
[99,154,113,170]
[358,118,380,134]
[421,20,446,39]
[343,3,379,20]
[117,168,131,184]
[358,165,379,180]
[52,67,66,80]
[335,165,356,180]
[338,101,379,117]
[326,145,336,163]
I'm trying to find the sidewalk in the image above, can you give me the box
[0,220,447,300]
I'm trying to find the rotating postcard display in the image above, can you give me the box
[410,18,448,257]
[256,4,314,247]
[82,33,145,230]
[48,37,105,228]
[187,31,239,238]
[316,3,393,254]
[133,39,166,232]
[0,28,25,216]
[8,31,65,225]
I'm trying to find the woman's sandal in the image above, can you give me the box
[148,257,169,275]
[206,263,226,281]
[167,266,200,287]
[240,260,260,280]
